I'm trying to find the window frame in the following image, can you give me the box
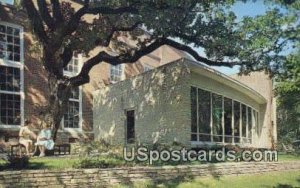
[0,21,24,128]
[61,55,83,131]
[190,85,259,146]
[109,64,124,83]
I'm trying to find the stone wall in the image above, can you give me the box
[0,161,299,187]
[93,59,191,146]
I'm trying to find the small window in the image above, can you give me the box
[126,110,135,143]
[110,64,123,83]
[64,54,81,74]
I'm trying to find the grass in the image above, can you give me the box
[0,153,299,170]
[113,171,300,188]
[278,152,300,161]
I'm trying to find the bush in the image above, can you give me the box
[5,155,29,169]
[73,156,125,169]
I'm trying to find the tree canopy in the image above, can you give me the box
[21,0,300,85]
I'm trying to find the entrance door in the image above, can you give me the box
[126,110,135,143]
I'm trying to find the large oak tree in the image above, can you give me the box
[13,0,299,139]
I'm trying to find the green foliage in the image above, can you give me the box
[73,156,125,168]
[275,47,300,144]
[0,155,30,170]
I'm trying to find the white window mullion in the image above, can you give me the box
[196,88,199,142]
[222,96,225,144]
[232,100,235,144]
[210,92,213,142]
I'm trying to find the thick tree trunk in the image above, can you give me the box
[40,74,72,141]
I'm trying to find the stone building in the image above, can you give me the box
[93,59,276,148]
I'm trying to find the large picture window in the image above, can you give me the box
[0,22,23,127]
[224,97,233,143]
[241,104,247,143]
[190,86,258,144]
[233,101,240,143]
[191,87,211,141]
[212,93,222,142]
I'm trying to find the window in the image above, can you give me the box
[126,110,135,143]
[212,93,222,142]
[233,101,240,143]
[62,55,82,129]
[241,104,247,143]
[0,24,20,62]
[110,64,123,83]
[248,107,252,143]
[191,87,197,141]
[63,87,80,128]
[143,64,152,72]
[224,98,233,143]
[64,53,81,75]
[190,87,211,142]
[0,22,23,127]
[190,86,258,145]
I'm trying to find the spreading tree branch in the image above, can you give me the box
[69,38,241,86]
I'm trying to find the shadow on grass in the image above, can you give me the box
[273,184,294,188]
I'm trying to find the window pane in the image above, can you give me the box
[241,104,247,143]
[0,93,20,125]
[0,65,21,92]
[64,101,80,128]
[212,93,222,142]
[198,89,211,141]
[234,101,240,143]
[248,107,252,143]
[224,98,233,143]
[0,23,21,62]
[70,87,79,99]
[110,64,122,82]
[191,87,197,135]
[64,56,80,73]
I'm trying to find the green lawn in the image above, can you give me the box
[278,152,300,161]
[0,153,299,170]
[114,171,300,188]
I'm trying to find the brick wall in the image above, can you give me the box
[0,161,299,187]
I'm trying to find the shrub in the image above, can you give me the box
[73,156,125,169]
[6,155,29,169]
